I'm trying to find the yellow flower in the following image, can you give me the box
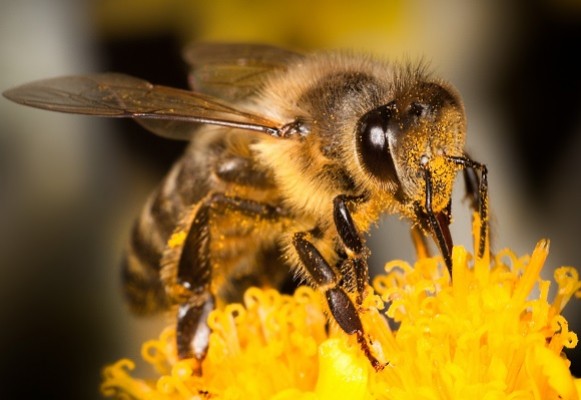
[101,219,581,399]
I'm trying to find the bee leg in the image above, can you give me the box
[175,193,283,361]
[448,156,489,258]
[463,166,480,211]
[293,232,385,371]
[176,293,215,362]
[174,200,213,362]
[333,195,368,304]
[463,163,489,257]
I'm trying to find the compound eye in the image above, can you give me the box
[356,104,400,184]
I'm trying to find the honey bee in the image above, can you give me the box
[3,43,488,370]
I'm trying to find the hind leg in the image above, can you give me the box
[165,193,284,361]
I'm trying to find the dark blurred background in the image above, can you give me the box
[1,1,580,398]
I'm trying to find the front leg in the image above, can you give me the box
[450,155,489,257]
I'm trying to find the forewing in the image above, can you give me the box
[3,73,281,140]
[183,43,303,101]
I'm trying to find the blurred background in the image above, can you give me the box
[1,0,580,398]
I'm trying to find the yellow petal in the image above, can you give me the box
[315,339,369,400]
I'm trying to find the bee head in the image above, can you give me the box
[355,81,466,213]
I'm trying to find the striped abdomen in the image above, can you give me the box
[121,131,288,315]
[122,148,210,315]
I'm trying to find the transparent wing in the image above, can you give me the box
[3,73,281,140]
[183,43,303,102]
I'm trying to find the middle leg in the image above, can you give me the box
[292,232,384,370]
[292,194,385,370]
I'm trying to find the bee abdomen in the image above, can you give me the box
[122,210,172,314]
[122,253,169,315]
[122,161,193,314]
